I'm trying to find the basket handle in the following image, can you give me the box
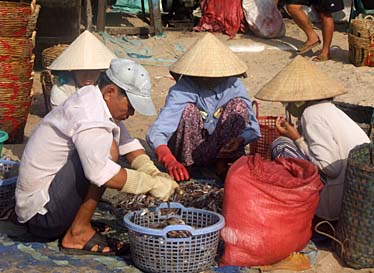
[252,100,259,118]
[162,224,195,234]
[155,202,186,212]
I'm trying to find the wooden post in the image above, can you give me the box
[141,0,146,21]
[97,0,106,32]
[148,0,163,35]
[85,0,93,31]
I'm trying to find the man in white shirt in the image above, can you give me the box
[15,58,179,255]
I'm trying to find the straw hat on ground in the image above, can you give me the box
[255,56,347,102]
[169,32,248,77]
[48,30,116,71]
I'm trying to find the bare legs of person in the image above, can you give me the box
[318,11,334,60]
[287,4,320,53]
[61,140,121,254]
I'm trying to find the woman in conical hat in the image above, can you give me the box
[48,30,116,109]
[255,56,370,222]
[146,33,261,182]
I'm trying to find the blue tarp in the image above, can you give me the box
[112,0,149,14]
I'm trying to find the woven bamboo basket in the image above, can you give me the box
[348,33,374,67]
[42,44,69,69]
[0,59,33,82]
[0,80,33,144]
[333,143,374,269]
[0,1,31,37]
[26,3,40,38]
[350,16,374,39]
[0,37,33,61]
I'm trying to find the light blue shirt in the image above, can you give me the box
[146,76,260,151]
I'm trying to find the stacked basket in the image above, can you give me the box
[348,16,374,67]
[0,1,40,143]
[40,44,69,113]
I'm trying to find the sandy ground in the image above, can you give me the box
[3,18,374,273]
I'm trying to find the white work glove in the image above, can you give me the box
[121,168,179,201]
[130,154,171,179]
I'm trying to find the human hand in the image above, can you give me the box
[150,176,180,201]
[219,137,244,156]
[121,169,179,201]
[275,117,301,141]
[155,145,190,182]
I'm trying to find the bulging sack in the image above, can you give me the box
[242,0,285,38]
[220,155,323,267]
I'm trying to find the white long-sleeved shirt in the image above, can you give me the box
[50,79,78,109]
[295,101,370,220]
[16,85,144,223]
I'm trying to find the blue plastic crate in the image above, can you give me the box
[123,202,225,273]
[0,160,19,214]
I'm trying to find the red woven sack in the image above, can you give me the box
[220,155,323,267]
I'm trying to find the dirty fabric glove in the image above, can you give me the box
[121,168,179,201]
[155,145,190,182]
[131,154,171,179]
[131,154,161,176]
[149,175,180,201]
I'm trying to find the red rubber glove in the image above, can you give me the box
[155,145,190,182]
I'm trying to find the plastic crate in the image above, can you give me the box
[123,202,225,273]
[0,160,19,215]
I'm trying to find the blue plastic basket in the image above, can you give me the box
[123,202,225,273]
[0,160,19,215]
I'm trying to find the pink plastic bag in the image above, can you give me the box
[220,155,323,266]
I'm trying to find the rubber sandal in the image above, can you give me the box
[91,220,112,233]
[311,55,329,62]
[297,39,321,54]
[60,232,119,256]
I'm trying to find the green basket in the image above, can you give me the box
[0,130,8,156]
[0,130,8,157]
[333,142,374,269]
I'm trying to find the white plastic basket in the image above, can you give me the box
[123,202,225,273]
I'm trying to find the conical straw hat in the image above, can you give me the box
[169,33,248,77]
[48,30,116,71]
[255,56,347,102]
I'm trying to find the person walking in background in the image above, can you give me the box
[284,0,344,61]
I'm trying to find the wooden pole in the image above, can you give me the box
[148,0,163,35]
[85,0,93,31]
[141,0,146,21]
[97,0,107,32]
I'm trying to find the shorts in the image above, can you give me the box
[27,152,90,241]
[285,0,344,13]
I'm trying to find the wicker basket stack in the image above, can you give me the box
[348,16,374,67]
[0,1,40,143]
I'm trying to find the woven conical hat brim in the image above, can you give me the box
[169,33,248,77]
[48,30,116,71]
[255,56,347,102]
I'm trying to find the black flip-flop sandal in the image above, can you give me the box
[60,232,118,256]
